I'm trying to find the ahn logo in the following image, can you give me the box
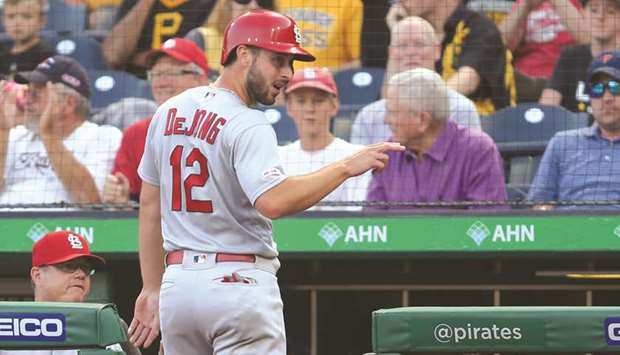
[605,317,620,345]
[0,313,66,341]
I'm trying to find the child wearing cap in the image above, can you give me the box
[278,67,370,211]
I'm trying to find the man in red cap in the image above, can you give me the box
[102,38,209,204]
[31,230,105,303]
[278,67,370,210]
[5,231,143,355]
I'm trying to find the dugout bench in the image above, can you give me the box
[0,301,128,354]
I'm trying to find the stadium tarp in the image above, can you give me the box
[372,306,620,353]
[0,302,127,350]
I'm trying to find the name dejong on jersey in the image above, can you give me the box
[163,107,227,144]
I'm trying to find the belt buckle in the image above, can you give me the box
[193,254,209,264]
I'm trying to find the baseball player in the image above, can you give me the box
[128,9,403,355]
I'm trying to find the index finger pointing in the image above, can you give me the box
[376,142,405,152]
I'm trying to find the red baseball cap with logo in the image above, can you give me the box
[32,231,105,269]
[146,38,209,74]
[285,67,338,96]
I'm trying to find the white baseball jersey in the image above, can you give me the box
[138,86,288,257]
[278,138,369,211]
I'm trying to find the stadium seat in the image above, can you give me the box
[333,67,384,105]
[49,33,108,70]
[333,104,363,141]
[261,105,364,145]
[262,106,298,145]
[481,103,589,157]
[46,0,87,33]
[0,33,10,51]
[89,70,153,110]
[507,155,541,201]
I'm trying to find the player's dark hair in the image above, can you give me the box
[223,46,260,67]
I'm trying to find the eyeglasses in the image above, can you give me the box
[590,80,620,98]
[51,259,95,276]
[146,69,203,82]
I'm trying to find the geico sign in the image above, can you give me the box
[0,313,66,341]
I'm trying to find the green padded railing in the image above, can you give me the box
[372,306,620,353]
[0,302,127,353]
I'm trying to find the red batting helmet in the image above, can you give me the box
[220,9,316,65]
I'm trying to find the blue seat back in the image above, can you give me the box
[46,0,87,33]
[482,103,589,156]
[334,67,384,105]
[262,106,298,145]
[89,70,153,110]
[49,33,108,70]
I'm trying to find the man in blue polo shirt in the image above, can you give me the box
[528,51,620,210]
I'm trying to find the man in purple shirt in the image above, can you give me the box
[367,68,507,209]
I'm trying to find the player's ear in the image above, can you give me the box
[31,266,42,284]
[236,45,253,67]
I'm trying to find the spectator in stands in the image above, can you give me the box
[540,0,620,113]
[0,230,141,355]
[351,16,480,145]
[528,51,620,210]
[275,0,362,71]
[185,0,272,75]
[366,68,507,209]
[0,0,54,78]
[101,0,215,76]
[102,38,209,204]
[499,0,584,80]
[64,0,123,31]
[463,0,515,25]
[278,67,370,211]
[90,97,158,131]
[0,56,122,206]
[387,0,517,115]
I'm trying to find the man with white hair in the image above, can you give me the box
[366,68,507,209]
[351,16,480,145]
[0,56,122,206]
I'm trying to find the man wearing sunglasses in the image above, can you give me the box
[0,231,142,355]
[0,231,98,355]
[30,230,105,303]
[528,50,620,210]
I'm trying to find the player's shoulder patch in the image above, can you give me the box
[262,167,285,181]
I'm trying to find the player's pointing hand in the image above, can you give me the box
[343,142,405,177]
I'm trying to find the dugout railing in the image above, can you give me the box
[1,210,619,355]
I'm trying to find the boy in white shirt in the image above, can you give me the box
[278,67,369,211]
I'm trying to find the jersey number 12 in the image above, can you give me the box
[170,145,213,213]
